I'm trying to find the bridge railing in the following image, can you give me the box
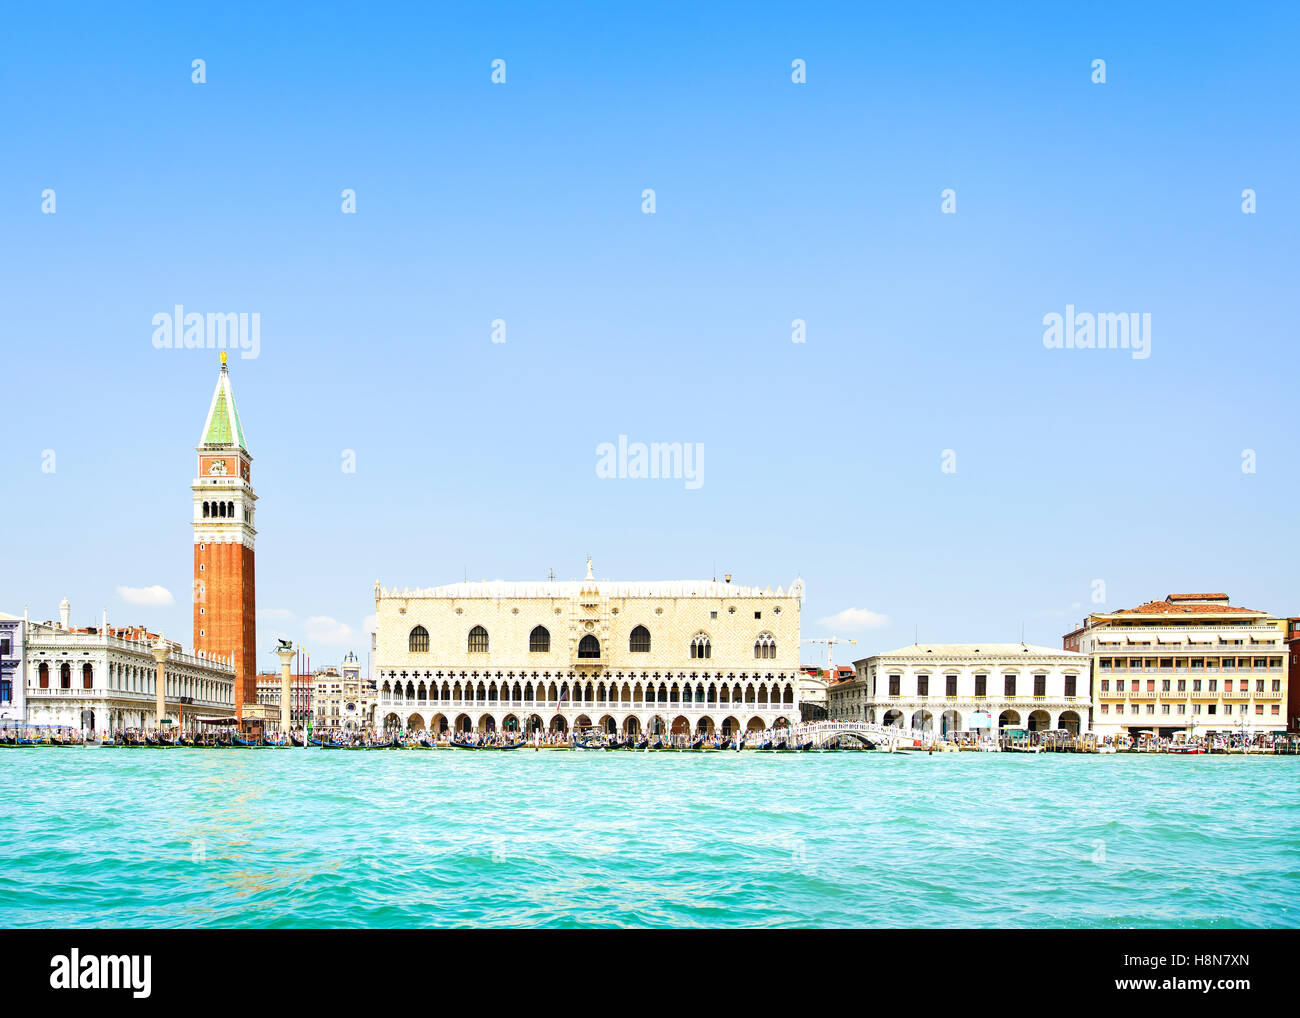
[807,721,929,744]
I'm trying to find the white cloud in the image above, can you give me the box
[818,607,890,631]
[257,608,294,621]
[117,585,174,607]
[304,616,354,645]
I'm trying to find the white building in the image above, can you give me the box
[829,643,1092,736]
[312,653,375,736]
[1063,593,1288,739]
[22,601,237,734]
[372,561,804,739]
[0,611,25,723]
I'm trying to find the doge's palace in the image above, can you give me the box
[372,561,803,738]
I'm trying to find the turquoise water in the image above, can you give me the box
[1,748,1297,928]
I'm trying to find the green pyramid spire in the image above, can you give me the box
[200,355,247,450]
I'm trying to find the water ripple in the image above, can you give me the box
[0,749,1297,927]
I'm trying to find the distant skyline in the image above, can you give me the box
[2,2,1298,674]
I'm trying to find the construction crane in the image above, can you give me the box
[801,637,857,677]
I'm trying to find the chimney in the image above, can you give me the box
[59,597,71,630]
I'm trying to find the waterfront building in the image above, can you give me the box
[371,562,804,738]
[1286,618,1300,733]
[1063,593,1288,739]
[0,611,25,723]
[192,352,258,721]
[797,664,851,721]
[255,671,314,726]
[312,653,374,735]
[21,601,236,733]
[831,644,1091,735]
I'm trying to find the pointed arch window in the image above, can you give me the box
[690,634,711,659]
[468,626,489,653]
[629,625,651,653]
[409,626,430,653]
[530,626,550,653]
[578,635,600,659]
[754,632,777,659]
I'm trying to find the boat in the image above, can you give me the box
[1168,744,1205,755]
[450,737,529,750]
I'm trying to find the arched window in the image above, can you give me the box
[629,625,651,653]
[38,662,49,688]
[529,626,550,653]
[408,626,429,653]
[82,663,93,689]
[468,626,489,653]
[690,634,711,659]
[578,635,600,659]
[202,501,210,518]
[754,632,776,659]
[60,663,71,689]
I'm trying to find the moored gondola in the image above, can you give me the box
[450,737,528,750]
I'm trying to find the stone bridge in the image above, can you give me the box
[805,720,928,749]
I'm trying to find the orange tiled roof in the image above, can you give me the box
[1114,599,1256,615]
[1166,593,1229,602]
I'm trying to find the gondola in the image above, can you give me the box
[633,737,649,750]
[689,736,705,750]
[450,737,528,750]
[231,736,264,747]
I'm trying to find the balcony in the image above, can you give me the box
[375,696,795,715]
[27,686,232,709]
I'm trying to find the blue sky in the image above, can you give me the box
[2,2,1297,674]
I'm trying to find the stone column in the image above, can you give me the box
[151,638,171,730]
[276,645,296,735]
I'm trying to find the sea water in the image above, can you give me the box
[0,749,1296,928]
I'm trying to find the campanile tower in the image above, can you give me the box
[193,352,257,720]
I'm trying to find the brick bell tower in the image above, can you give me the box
[193,352,257,722]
